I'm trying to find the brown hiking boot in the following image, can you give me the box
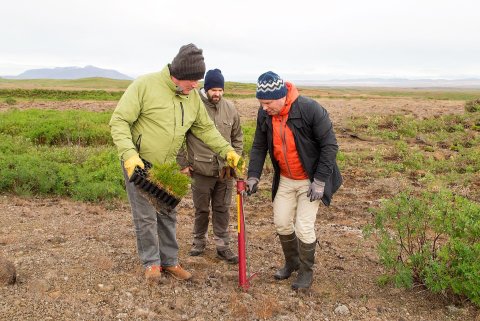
[163,265,192,280]
[217,248,239,264]
[144,265,162,284]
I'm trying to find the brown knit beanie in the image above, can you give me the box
[169,43,206,80]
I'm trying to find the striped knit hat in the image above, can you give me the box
[256,71,287,100]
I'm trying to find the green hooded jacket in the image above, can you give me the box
[109,65,233,165]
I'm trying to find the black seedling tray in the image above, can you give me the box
[128,159,181,210]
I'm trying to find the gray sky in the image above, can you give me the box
[1,0,479,81]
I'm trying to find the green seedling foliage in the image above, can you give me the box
[368,190,480,306]
[147,162,191,198]
[0,109,112,146]
[236,158,245,172]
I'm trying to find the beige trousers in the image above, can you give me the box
[273,175,320,243]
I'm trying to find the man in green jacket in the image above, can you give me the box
[177,69,243,264]
[109,44,243,284]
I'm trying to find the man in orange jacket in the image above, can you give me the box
[246,71,342,290]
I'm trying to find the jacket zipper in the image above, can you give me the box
[279,116,292,177]
[180,102,184,126]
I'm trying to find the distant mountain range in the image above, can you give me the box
[1,65,133,80]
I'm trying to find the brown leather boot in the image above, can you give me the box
[163,265,192,280]
[144,265,162,284]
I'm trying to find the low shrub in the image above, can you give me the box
[366,190,480,306]
[4,97,16,105]
[0,135,125,201]
[465,99,480,113]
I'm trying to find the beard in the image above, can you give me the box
[207,93,221,103]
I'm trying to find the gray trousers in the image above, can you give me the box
[191,172,233,251]
[122,165,178,268]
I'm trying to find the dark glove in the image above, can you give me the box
[246,177,259,196]
[307,179,325,202]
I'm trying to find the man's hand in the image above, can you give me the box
[220,166,237,180]
[307,179,325,202]
[180,166,193,177]
[124,154,144,178]
[246,177,259,196]
[226,151,245,173]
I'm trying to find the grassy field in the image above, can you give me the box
[2,78,480,100]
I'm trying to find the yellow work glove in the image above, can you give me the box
[124,154,145,178]
[226,150,245,174]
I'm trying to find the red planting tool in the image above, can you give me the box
[236,179,257,291]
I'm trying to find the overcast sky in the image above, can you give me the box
[1,0,479,81]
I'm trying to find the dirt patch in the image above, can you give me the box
[0,97,477,320]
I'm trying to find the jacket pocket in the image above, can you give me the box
[193,154,215,177]
[218,120,233,138]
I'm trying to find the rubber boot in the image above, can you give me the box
[291,239,316,290]
[274,233,300,280]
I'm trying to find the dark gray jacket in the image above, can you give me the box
[177,89,243,177]
[247,96,342,206]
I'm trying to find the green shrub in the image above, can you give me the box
[4,97,16,105]
[0,134,125,201]
[465,99,480,113]
[366,190,480,306]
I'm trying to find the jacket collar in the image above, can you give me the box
[161,65,190,99]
